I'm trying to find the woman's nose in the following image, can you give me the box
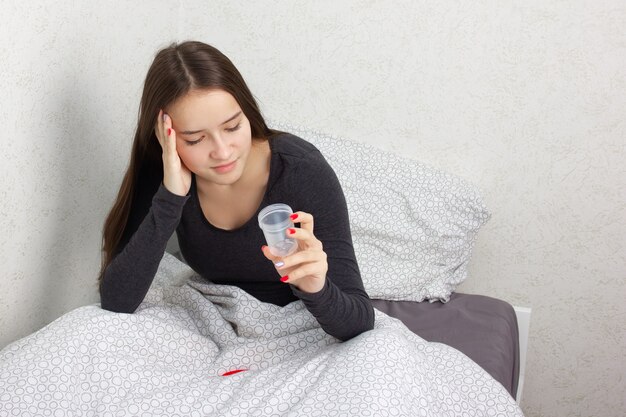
[210,135,231,160]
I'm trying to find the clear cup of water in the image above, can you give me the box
[258,203,298,257]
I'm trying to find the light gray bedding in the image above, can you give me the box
[0,274,522,415]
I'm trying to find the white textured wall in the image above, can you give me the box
[0,2,179,346]
[1,1,625,417]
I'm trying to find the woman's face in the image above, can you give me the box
[165,89,254,186]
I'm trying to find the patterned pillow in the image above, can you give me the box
[270,122,491,303]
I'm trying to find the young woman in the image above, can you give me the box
[98,41,374,341]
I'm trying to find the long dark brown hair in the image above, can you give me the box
[99,41,279,285]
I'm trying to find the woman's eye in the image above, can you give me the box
[226,123,241,132]
[185,137,203,146]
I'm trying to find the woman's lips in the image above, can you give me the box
[212,160,237,174]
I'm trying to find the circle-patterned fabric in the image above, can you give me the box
[0,260,522,416]
[269,122,491,303]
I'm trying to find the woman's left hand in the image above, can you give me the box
[261,211,327,294]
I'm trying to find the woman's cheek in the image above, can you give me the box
[177,145,200,170]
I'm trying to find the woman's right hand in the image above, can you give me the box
[155,109,192,196]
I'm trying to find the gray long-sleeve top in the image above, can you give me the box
[99,133,375,341]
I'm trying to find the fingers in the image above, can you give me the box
[273,249,326,273]
[279,251,327,292]
[260,245,281,263]
[281,264,323,283]
[163,113,177,153]
[154,109,164,146]
[285,225,322,251]
[154,110,180,162]
[290,211,314,233]
[155,109,176,148]
[261,214,328,292]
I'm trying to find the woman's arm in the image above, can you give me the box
[276,150,375,341]
[99,182,189,313]
[101,113,192,313]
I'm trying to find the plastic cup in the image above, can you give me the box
[258,203,298,257]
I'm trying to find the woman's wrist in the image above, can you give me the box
[293,277,326,294]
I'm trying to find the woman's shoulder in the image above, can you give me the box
[270,132,345,210]
[269,131,339,186]
[270,131,324,162]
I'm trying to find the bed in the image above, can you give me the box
[371,295,519,398]
[0,126,523,416]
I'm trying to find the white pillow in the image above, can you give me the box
[270,122,491,303]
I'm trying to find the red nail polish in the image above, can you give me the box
[167,128,171,136]
[261,245,267,251]
[280,275,289,282]
[290,214,298,220]
[288,228,295,235]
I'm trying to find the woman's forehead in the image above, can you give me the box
[168,89,241,130]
